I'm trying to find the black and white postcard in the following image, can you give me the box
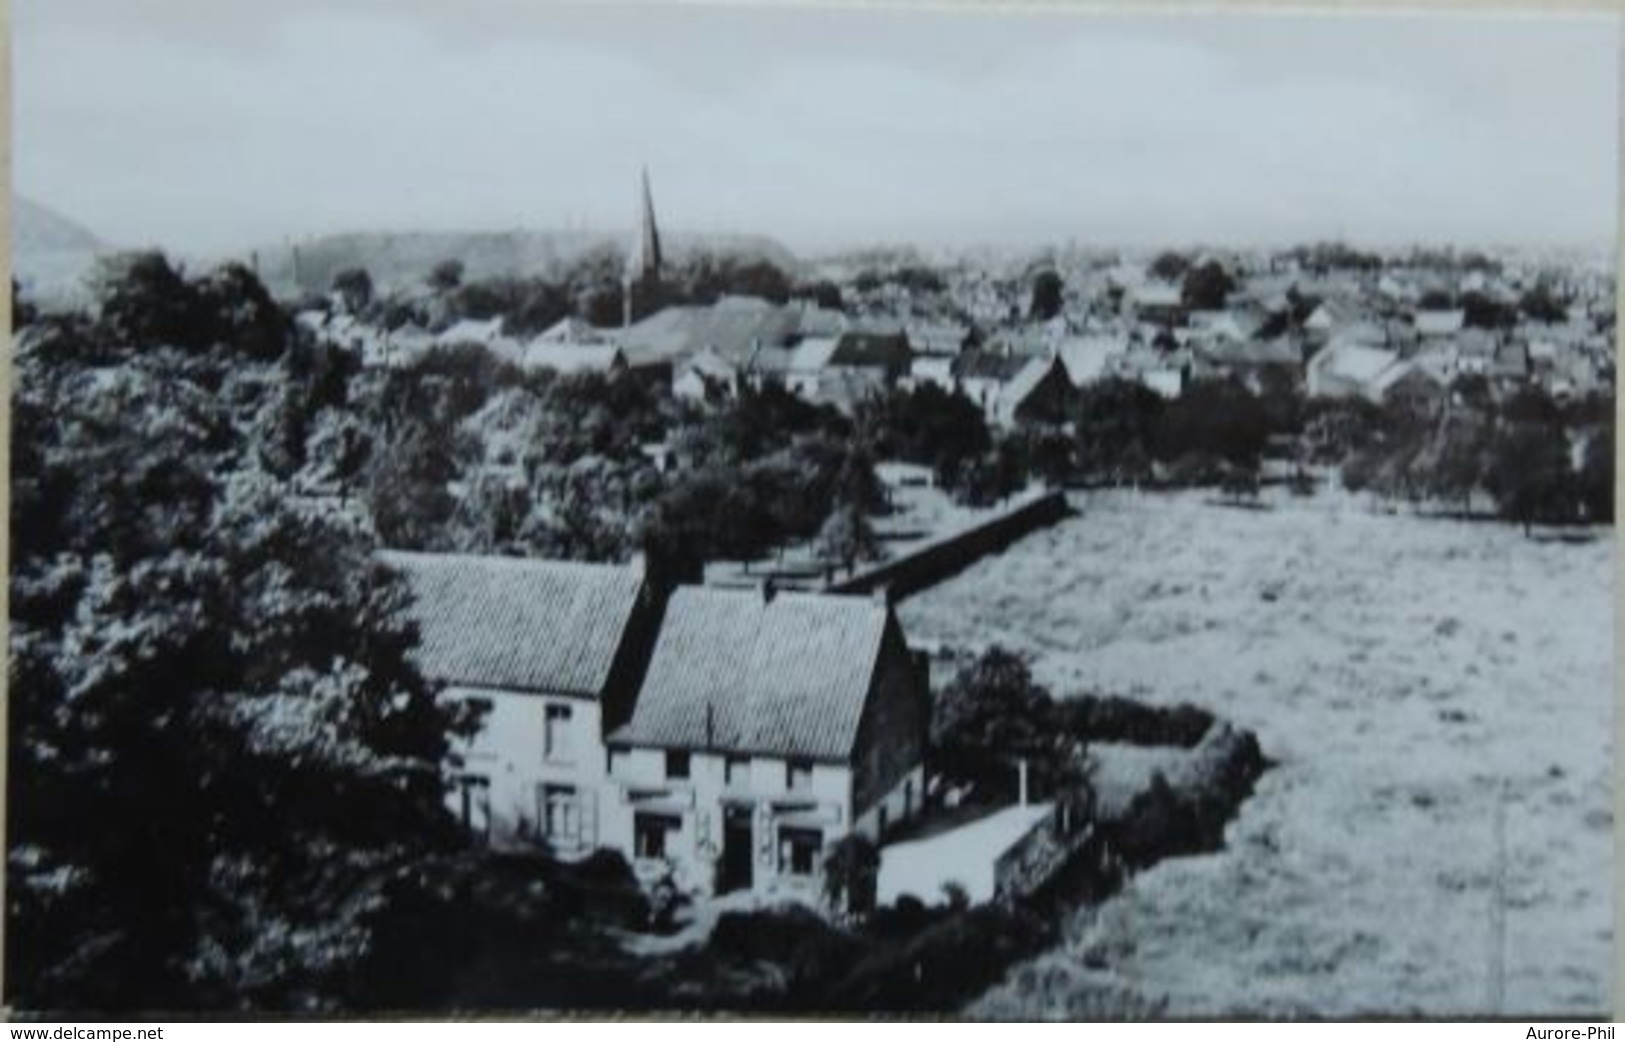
[8,0,1617,1020]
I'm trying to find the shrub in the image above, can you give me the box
[1052,696,1215,748]
[824,834,881,915]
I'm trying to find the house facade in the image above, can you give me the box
[383,551,661,856]
[604,585,930,896]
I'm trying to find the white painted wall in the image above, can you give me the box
[445,685,610,857]
[602,746,858,895]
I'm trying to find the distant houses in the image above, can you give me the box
[294,234,1611,435]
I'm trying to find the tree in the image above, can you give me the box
[92,251,206,351]
[1028,270,1064,321]
[1578,427,1614,524]
[362,422,460,550]
[1519,282,1569,325]
[1180,260,1234,311]
[331,267,375,314]
[1416,414,1492,514]
[428,259,465,293]
[12,277,37,328]
[1218,461,1262,504]
[930,648,1058,799]
[1072,378,1166,484]
[1485,421,1577,535]
[795,280,844,311]
[1152,378,1272,468]
[817,503,883,573]
[823,834,880,916]
[1149,252,1189,282]
[196,261,292,361]
[855,384,991,484]
[1461,291,1516,331]
[9,330,472,1009]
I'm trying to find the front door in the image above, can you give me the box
[719,804,754,893]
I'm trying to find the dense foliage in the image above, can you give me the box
[10,257,476,1010]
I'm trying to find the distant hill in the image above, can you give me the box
[13,195,108,304]
[247,229,801,298]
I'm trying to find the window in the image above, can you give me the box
[544,704,573,762]
[634,813,680,860]
[665,750,690,780]
[787,758,813,793]
[724,756,750,787]
[542,784,578,842]
[779,827,823,876]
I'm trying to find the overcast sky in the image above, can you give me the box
[14,1,1622,256]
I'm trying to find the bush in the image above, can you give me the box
[709,907,837,964]
[1052,696,1215,748]
[825,904,1054,1012]
[824,834,881,915]
[865,895,945,940]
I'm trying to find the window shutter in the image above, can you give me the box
[582,787,598,848]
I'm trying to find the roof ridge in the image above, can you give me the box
[380,549,638,575]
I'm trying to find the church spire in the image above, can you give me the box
[626,166,662,283]
[623,167,663,327]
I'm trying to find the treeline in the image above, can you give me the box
[10,254,479,1009]
[321,250,816,336]
[1337,389,1613,530]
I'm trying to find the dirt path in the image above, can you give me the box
[900,490,1612,1018]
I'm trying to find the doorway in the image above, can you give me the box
[719,804,754,893]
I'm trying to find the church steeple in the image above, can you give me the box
[633,166,662,281]
[623,167,663,326]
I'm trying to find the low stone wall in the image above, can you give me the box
[829,490,1071,602]
[993,805,1109,903]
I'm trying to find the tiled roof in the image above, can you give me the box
[954,349,1030,381]
[1057,336,1128,386]
[608,587,891,762]
[381,551,646,698]
[615,304,799,366]
[1318,341,1398,383]
[829,331,911,369]
[520,341,624,374]
[1413,310,1466,336]
[998,355,1068,416]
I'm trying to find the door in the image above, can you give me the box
[719,804,754,893]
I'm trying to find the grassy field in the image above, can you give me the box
[898,489,1613,1018]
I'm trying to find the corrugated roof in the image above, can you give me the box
[382,551,646,698]
[608,587,891,762]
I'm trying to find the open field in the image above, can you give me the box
[899,490,1613,1018]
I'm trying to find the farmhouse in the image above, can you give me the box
[605,584,929,896]
[383,552,662,854]
[387,551,930,899]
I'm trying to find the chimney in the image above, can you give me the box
[760,577,777,604]
[1018,758,1030,807]
[627,550,648,578]
[870,585,891,609]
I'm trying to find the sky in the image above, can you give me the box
[13,1,1622,256]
